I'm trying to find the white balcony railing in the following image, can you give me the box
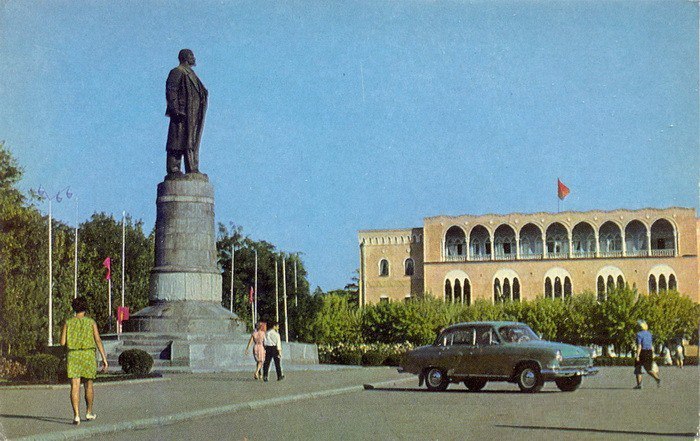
[571,251,595,258]
[626,249,649,257]
[599,251,623,258]
[494,254,517,261]
[650,249,674,257]
[519,252,543,260]
[445,254,468,262]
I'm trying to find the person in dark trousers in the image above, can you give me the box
[634,319,661,389]
[262,321,284,382]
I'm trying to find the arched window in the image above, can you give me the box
[464,279,471,305]
[617,275,625,290]
[546,223,569,257]
[470,225,491,261]
[379,259,389,276]
[650,218,676,256]
[404,258,414,276]
[444,279,452,302]
[544,277,553,299]
[513,278,520,301]
[494,279,501,302]
[599,221,623,256]
[445,226,467,260]
[648,275,657,294]
[454,279,462,304]
[520,223,543,259]
[564,277,572,298]
[607,275,615,292]
[554,277,562,298]
[668,274,677,291]
[597,276,605,301]
[503,278,511,301]
[658,274,667,291]
[625,220,648,256]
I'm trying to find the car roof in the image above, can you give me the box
[444,321,525,331]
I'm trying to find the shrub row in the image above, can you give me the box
[300,289,699,355]
[1,349,154,383]
[594,356,698,367]
[319,342,414,366]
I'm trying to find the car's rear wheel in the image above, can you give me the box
[515,364,543,393]
[463,378,487,391]
[424,367,449,391]
[555,375,582,392]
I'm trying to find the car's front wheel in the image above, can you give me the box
[463,378,487,391]
[515,364,543,393]
[424,367,449,391]
[555,375,582,392]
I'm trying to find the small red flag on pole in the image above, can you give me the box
[103,257,111,280]
[557,179,570,200]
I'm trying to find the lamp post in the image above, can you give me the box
[36,185,73,346]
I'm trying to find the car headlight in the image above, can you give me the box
[555,350,563,363]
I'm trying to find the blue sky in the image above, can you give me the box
[1,0,697,291]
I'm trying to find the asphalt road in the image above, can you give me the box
[100,366,698,441]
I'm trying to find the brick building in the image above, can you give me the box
[358,207,698,305]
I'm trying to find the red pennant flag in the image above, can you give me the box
[103,257,111,280]
[249,286,254,304]
[557,179,570,200]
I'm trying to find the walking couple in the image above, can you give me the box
[245,320,285,382]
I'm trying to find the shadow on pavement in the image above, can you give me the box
[495,424,695,438]
[362,385,556,394]
[0,413,71,425]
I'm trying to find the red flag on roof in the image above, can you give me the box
[103,257,111,280]
[249,286,254,304]
[557,179,570,200]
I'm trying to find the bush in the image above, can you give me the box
[25,354,62,382]
[361,350,386,366]
[0,357,27,379]
[594,355,698,367]
[336,349,362,366]
[118,349,153,375]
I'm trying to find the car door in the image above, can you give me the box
[452,326,480,376]
[471,325,504,376]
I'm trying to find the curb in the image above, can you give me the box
[0,377,169,391]
[13,376,415,441]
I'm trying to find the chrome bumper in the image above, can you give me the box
[541,366,599,379]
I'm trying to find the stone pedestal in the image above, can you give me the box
[126,173,244,335]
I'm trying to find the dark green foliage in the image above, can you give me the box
[25,354,62,382]
[335,349,362,366]
[594,356,698,367]
[306,288,699,352]
[361,350,386,366]
[118,349,153,375]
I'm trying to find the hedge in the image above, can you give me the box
[301,289,699,353]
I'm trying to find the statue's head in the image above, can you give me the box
[178,49,196,67]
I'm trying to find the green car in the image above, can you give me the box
[399,321,598,393]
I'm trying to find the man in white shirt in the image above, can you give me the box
[263,321,284,381]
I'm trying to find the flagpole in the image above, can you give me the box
[74,198,78,299]
[121,211,125,308]
[48,199,53,346]
[229,245,234,313]
[282,253,289,342]
[275,256,279,323]
[254,249,258,325]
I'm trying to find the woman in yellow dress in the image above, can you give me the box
[60,296,108,425]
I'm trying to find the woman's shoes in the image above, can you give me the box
[73,416,81,425]
[85,413,97,421]
[253,373,259,380]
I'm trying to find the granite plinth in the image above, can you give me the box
[124,301,245,334]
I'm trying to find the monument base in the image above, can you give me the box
[124,300,245,335]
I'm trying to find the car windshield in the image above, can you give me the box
[498,325,540,343]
